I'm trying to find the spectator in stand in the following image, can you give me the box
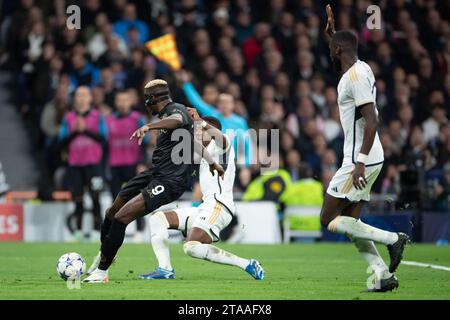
[177,69,253,167]
[58,86,107,241]
[234,10,253,45]
[433,162,450,211]
[404,126,427,170]
[423,104,448,143]
[40,84,70,180]
[105,90,147,242]
[285,149,301,181]
[112,3,149,46]
[243,22,270,67]
[69,53,101,88]
[433,124,450,165]
[398,104,414,140]
[87,17,128,62]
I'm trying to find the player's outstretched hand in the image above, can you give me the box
[325,4,336,37]
[130,124,150,145]
[187,107,201,121]
[352,163,367,190]
[210,162,225,180]
[175,69,190,85]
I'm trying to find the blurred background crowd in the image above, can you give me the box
[0,0,450,217]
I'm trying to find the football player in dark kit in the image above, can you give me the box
[85,79,224,282]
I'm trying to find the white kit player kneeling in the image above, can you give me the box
[139,109,264,281]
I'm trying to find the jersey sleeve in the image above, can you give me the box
[167,105,190,126]
[350,69,375,107]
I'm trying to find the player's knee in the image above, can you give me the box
[183,241,197,255]
[153,211,168,223]
[183,241,203,258]
[325,216,343,232]
[150,211,169,228]
[105,207,116,220]
[113,209,131,225]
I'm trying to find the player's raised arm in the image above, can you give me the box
[325,4,336,39]
[193,139,225,179]
[130,115,184,145]
[187,107,228,150]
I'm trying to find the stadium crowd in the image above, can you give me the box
[1,0,450,215]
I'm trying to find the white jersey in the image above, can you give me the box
[199,134,235,214]
[337,60,384,166]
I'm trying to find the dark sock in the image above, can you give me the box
[136,217,145,231]
[74,201,84,231]
[98,219,126,270]
[92,196,102,230]
[100,216,112,243]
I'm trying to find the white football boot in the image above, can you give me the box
[83,268,109,283]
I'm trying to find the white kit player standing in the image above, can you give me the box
[319,4,409,292]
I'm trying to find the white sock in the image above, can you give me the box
[353,238,392,280]
[328,216,398,245]
[183,241,249,270]
[149,212,172,270]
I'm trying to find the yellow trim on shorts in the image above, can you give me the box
[207,202,222,225]
[341,173,354,194]
[341,167,380,194]
[365,167,380,185]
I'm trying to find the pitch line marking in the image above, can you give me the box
[401,260,450,272]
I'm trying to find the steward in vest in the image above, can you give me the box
[59,86,108,241]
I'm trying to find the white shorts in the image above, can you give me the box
[173,200,233,242]
[326,163,382,202]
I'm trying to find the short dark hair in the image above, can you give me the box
[203,116,222,130]
[331,30,358,51]
[298,162,313,179]
[115,89,129,96]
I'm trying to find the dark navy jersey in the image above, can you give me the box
[151,102,194,191]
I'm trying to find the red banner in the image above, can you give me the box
[0,204,23,241]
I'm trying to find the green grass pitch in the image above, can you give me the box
[0,242,449,300]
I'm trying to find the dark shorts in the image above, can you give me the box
[118,170,185,215]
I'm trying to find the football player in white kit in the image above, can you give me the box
[139,108,264,280]
[320,5,409,292]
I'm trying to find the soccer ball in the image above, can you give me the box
[56,252,86,281]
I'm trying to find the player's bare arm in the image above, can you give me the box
[193,139,225,178]
[352,102,378,190]
[325,4,336,39]
[130,117,183,145]
[186,107,225,177]
[187,107,228,150]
